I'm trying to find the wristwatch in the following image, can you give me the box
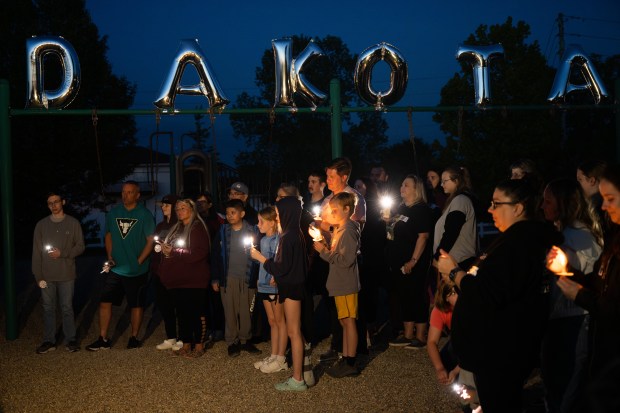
[449,266,462,282]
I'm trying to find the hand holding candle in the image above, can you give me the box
[547,246,573,276]
[380,196,394,220]
[308,223,323,242]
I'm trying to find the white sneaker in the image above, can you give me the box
[156,338,177,350]
[254,355,274,369]
[171,340,183,351]
[260,358,288,373]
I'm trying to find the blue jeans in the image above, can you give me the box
[41,280,76,343]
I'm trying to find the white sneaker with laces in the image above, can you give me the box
[260,358,288,373]
[156,338,177,350]
[254,355,275,369]
[171,340,183,351]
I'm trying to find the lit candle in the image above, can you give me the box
[312,205,322,220]
[308,225,323,242]
[176,239,186,248]
[153,235,160,243]
[45,245,52,252]
[243,236,254,249]
[548,246,573,276]
[380,196,394,219]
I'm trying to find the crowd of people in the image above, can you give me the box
[31,156,620,410]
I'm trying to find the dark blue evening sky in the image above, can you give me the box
[84,0,619,165]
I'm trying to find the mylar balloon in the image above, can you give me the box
[456,44,504,107]
[154,39,229,110]
[354,42,408,109]
[272,38,326,108]
[547,44,609,104]
[25,36,81,109]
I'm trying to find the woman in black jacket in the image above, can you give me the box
[438,179,561,413]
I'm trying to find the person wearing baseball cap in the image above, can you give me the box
[229,182,258,226]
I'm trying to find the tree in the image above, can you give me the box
[433,18,561,200]
[0,0,137,256]
[433,17,618,202]
[229,35,389,194]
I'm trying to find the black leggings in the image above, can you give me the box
[171,288,207,345]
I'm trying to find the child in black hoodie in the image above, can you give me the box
[251,197,308,391]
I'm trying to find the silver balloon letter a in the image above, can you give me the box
[354,42,408,109]
[456,44,504,107]
[547,44,609,104]
[154,39,229,110]
[26,36,81,109]
[272,38,326,109]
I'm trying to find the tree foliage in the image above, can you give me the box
[432,17,617,202]
[229,35,389,188]
[0,0,137,255]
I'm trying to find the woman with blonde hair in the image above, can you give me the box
[159,199,211,358]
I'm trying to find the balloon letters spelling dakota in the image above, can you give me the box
[24,36,609,110]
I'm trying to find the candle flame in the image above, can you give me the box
[380,196,394,210]
[549,246,573,276]
[308,226,323,242]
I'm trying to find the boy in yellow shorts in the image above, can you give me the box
[314,192,361,378]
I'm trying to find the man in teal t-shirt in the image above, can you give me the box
[87,181,155,351]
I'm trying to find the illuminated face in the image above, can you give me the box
[326,168,347,194]
[257,215,276,235]
[427,171,440,189]
[225,207,245,225]
[329,201,350,225]
[541,187,559,223]
[400,178,416,202]
[175,201,193,224]
[121,183,140,208]
[488,189,519,232]
[46,195,64,214]
[600,179,620,225]
[440,172,457,195]
[354,179,367,197]
[308,176,324,195]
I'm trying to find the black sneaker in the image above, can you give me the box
[36,342,56,354]
[404,338,426,350]
[329,361,360,378]
[228,342,241,358]
[127,336,142,349]
[86,336,111,351]
[319,348,339,363]
[65,341,80,352]
[240,342,261,354]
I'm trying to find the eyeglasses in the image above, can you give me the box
[489,200,518,210]
[47,200,62,206]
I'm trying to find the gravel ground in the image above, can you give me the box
[0,256,464,413]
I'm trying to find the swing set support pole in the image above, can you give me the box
[0,79,17,340]
[330,79,342,158]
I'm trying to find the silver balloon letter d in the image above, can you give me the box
[26,36,81,109]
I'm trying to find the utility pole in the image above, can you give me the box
[557,13,565,59]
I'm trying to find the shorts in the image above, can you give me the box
[277,282,305,303]
[100,272,148,308]
[257,292,278,303]
[335,293,358,319]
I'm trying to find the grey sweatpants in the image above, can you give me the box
[220,277,256,345]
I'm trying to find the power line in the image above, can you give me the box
[566,32,620,42]
[564,15,620,25]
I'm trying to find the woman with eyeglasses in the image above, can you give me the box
[547,164,620,411]
[438,179,562,413]
[432,166,478,279]
[159,199,211,358]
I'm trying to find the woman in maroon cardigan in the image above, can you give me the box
[160,199,211,358]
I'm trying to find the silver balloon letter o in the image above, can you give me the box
[354,42,408,109]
